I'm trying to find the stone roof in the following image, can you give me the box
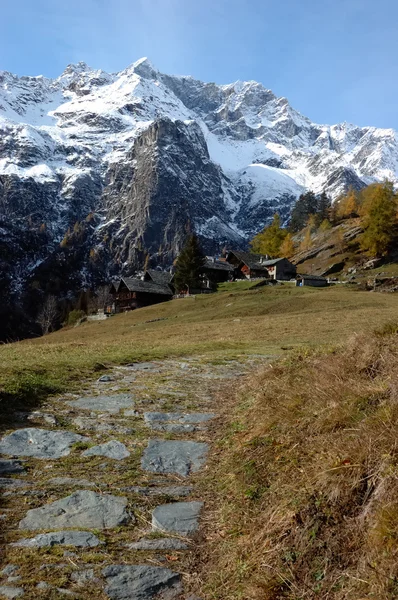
[203,260,234,272]
[144,269,174,286]
[227,251,284,271]
[119,277,173,296]
[297,274,327,281]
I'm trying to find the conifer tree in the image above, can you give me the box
[315,191,332,227]
[173,235,206,293]
[336,188,359,219]
[290,191,318,232]
[250,214,287,257]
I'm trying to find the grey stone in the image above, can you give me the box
[141,440,208,477]
[47,477,97,487]
[102,565,181,599]
[56,589,76,597]
[70,569,99,586]
[122,486,192,498]
[83,440,130,460]
[147,423,197,433]
[72,417,133,434]
[98,375,114,382]
[123,409,139,417]
[126,362,160,372]
[11,530,102,548]
[0,461,25,475]
[66,394,134,414]
[152,502,203,537]
[36,583,49,590]
[144,412,215,424]
[0,479,30,489]
[0,587,24,599]
[126,538,188,550]
[27,412,57,425]
[18,490,130,530]
[0,429,89,459]
[0,566,19,577]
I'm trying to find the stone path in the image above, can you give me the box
[0,355,266,598]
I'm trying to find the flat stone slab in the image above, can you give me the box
[126,538,188,551]
[66,394,134,414]
[0,478,30,489]
[83,440,130,460]
[147,423,197,433]
[71,569,100,586]
[103,565,181,599]
[122,486,192,498]
[0,587,24,599]
[0,460,25,475]
[141,440,208,477]
[11,530,102,548]
[0,429,89,459]
[144,412,215,424]
[18,490,130,530]
[152,502,203,537]
[72,417,133,434]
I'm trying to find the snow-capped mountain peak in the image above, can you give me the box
[1,58,398,267]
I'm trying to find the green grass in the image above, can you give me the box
[1,285,398,419]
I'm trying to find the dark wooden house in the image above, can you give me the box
[201,258,234,289]
[226,251,296,280]
[144,269,174,289]
[296,274,328,287]
[109,277,173,312]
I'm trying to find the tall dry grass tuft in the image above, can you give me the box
[197,329,398,599]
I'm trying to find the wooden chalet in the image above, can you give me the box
[296,274,328,287]
[201,258,234,288]
[226,251,296,280]
[109,276,173,312]
[144,269,174,289]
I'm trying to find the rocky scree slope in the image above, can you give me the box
[1,57,398,331]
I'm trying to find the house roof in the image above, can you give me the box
[297,274,327,281]
[227,251,284,271]
[117,277,173,296]
[203,259,234,272]
[144,269,174,285]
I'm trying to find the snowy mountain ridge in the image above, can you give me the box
[1,57,398,285]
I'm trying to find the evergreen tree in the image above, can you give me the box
[250,214,287,257]
[173,235,206,293]
[289,191,318,232]
[315,191,332,227]
[359,182,398,256]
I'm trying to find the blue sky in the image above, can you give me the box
[1,0,397,128]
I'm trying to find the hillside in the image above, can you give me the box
[1,283,398,598]
[2,283,398,419]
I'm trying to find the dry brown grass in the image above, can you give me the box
[195,327,398,599]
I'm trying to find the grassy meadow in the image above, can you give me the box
[1,282,398,407]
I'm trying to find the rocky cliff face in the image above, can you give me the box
[1,57,398,336]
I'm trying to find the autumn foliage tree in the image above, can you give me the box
[250,214,287,258]
[336,188,359,219]
[279,232,295,258]
[359,182,398,256]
